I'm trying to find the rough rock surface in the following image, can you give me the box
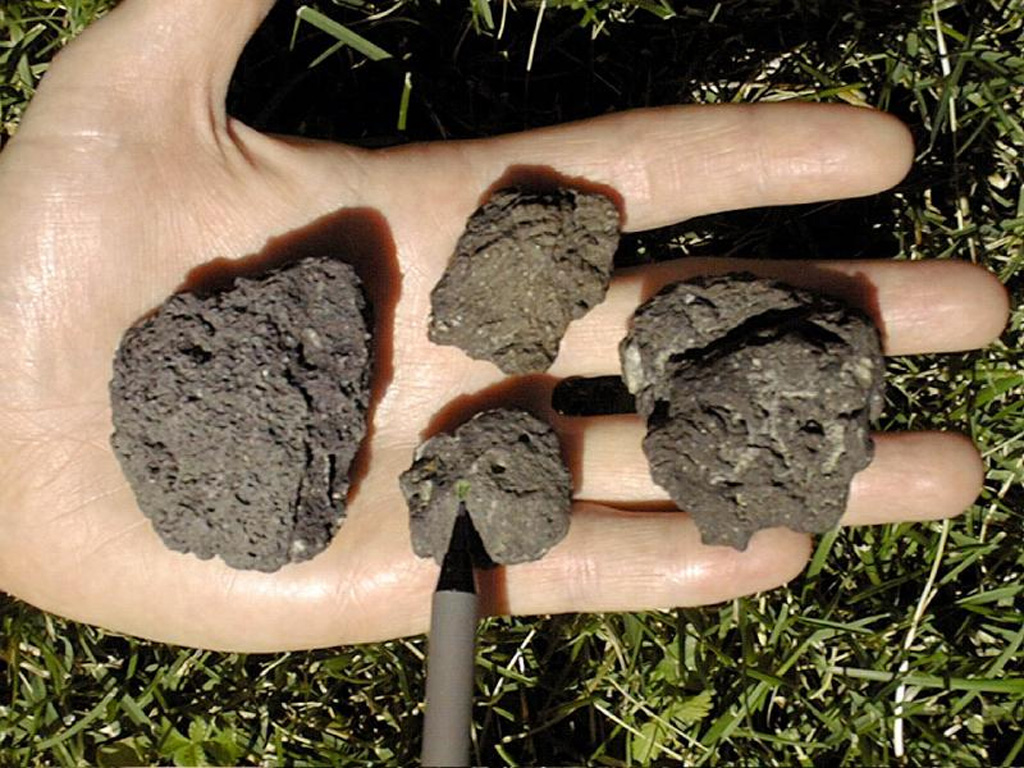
[401,409,572,565]
[110,257,372,572]
[620,273,884,549]
[429,188,621,374]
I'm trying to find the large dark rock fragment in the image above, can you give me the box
[110,257,372,572]
[401,409,572,565]
[621,273,884,549]
[429,188,621,374]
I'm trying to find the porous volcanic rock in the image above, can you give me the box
[401,409,572,565]
[110,257,372,572]
[620,273,884,549]
[429,188,621,374]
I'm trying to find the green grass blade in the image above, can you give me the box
[471,0,495,31]
[296,5,392,62]
[829,667,1024,694]
[397,71,412,132]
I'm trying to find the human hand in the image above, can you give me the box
[0,0,1008,652]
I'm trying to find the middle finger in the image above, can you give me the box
[550,256,1009,376]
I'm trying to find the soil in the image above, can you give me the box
[429,188,621,374]
[401,409,572,565]
[620,273,884,549]
[109,257,372,572]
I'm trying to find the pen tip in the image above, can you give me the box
[448,502,473,551]
[437,502,476,594]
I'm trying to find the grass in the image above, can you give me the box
[2,0,1023,764]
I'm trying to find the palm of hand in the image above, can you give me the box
[0,1,1008,651]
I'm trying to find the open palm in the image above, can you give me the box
[0,0,1008,652]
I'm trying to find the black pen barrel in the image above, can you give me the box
[421,588,478,767]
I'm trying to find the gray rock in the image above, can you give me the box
[620,273,884,549]
[401,409,572,565]
[429,188,621,374]
[110,257,372,572]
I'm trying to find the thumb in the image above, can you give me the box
[18,0,276,140]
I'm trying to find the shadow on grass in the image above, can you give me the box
[229,0,925,142]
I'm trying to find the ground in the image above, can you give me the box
[0,0,1021,765]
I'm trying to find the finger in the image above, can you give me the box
[502,503,812,615]
[844,430,984,525]
[551,257,1010,376]
[570,417,983,525]
[402,103,915,232]
[21,0,275,136]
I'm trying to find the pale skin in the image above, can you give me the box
[0,0,1009,652]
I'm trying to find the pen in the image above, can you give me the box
[421,503,478,767]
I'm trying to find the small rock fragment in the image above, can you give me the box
[110,257,373,572]
[401,409,572,565]
[429,188,621,374]
[620,273,884,549]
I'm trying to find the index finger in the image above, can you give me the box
[452,102,915,231]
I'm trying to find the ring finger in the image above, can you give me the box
[567,418,985,526]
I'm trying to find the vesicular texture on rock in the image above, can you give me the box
[429,188,621,374]
[401,409,572,565]
[110,257,372,572]
[620,273,885,550]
